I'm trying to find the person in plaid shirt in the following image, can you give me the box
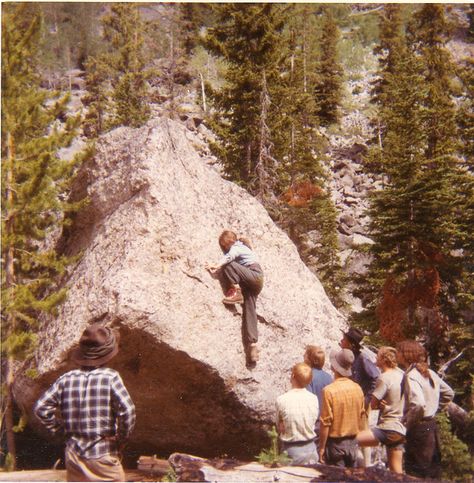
[318,348,365,468]
[35,323,136,481]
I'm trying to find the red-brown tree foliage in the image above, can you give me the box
[376,241,448,343]
[282,180,323,207]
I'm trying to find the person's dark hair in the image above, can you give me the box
[219,230,237,252]
[396,340,430,377]
[305,345,325,369]
[219,230,253,252]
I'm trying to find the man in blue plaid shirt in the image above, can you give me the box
[35,323,136,481]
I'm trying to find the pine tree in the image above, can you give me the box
[355,4,474,377]
[82,55,111,138]
[371,4,405,108]
[277,5,346,306]
[1,4,84,468]
[436,412,474,480]
[179,3,213,56]
[275,5,322,184]
[150,4,196,109]
[205,5,345,305]
[353,43,428,339]
[408,5,457,158]
[101,3,150,128]
[457,57,474,163]
[204,4,286,201]
[364,4,406,175]
[314,7,344,126]
[373,3,405,100]
[406,5,473,356]
[454,13,474,351]
[59,2,102,69]
[305,195,346,306]
[39,3,103,74]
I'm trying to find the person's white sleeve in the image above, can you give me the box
[403,376,425,429]
[371,376,387,401]
[438,376,454,410]
[218,245,238,266]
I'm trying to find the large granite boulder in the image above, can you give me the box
[16,117,346,460]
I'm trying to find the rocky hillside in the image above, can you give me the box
[16,117,346,461]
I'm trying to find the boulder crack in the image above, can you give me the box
[181,269,210,288]
[257,314,286,332]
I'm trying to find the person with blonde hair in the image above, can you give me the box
[276,363,319,465]
[396,340,454,479]
[206,230,264,363]
[304,345,333,408]
[356,346,405,473]
[304,346,332,449]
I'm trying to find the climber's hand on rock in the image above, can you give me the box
[206,264,221,279]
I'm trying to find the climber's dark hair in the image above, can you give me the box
[219,230,253,252]
[219,230,237,252]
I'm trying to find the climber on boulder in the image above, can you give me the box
[206,230,264,363]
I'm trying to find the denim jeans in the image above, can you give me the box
[281,440,318,466]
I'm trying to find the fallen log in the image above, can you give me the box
[168,452,419,482]
[0,469,158,482]
[169,453,321,482]
[0,470,67,482]
[137,455,172,475]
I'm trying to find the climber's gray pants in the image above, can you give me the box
[221,261,263,344]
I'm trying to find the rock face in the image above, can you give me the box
[16,117,345,460]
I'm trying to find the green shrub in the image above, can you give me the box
[256,426,291,467]
[437,412,474,481]
[162,467,177,482]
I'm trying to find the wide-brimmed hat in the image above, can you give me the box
[341,327,364,347]
[71,324,119,367]
[330,348,354,377]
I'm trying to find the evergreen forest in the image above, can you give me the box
[1,2,473,478]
